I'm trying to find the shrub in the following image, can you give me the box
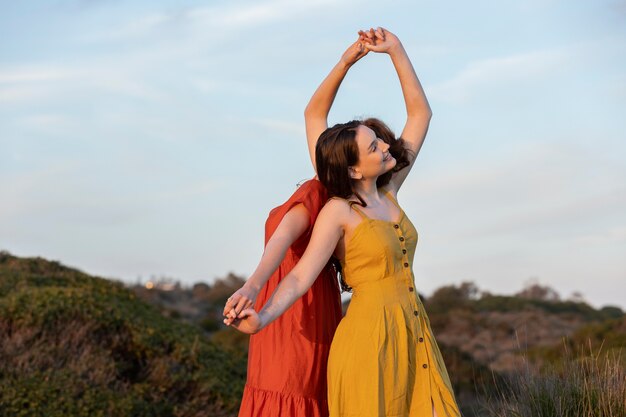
[0,252,246,417]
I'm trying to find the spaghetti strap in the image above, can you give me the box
[350,203,369,219]
[382,188,401,210]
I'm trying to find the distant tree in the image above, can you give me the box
[568,291,586,303]
[515,279,560,302]
[426,281,480,314]
[192,282,211,300]
[205,273,246,305]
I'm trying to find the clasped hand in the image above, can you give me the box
[222,284,263,333]
[341,27,402,67]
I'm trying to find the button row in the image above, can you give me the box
[395,222,417,325]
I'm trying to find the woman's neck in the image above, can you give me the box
[352,178,383,206]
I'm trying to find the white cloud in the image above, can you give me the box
[0,67,77,84]
[411,139,626,242]
[186,0,341,30]
[429,48,570,104]
[84,13,171,42]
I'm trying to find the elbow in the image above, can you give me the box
[304,105,318,121]
[408,101,432,121]
[422,106,433,121]
[422,101,433,120]
[304,101,315,118]
[408,108,432,125]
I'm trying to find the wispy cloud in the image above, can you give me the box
[186,0,341,30]
[429,49,570,104]
[0,67,77,84]
[84,13,171,42]
[412,140,626,242]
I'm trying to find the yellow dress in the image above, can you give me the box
[327,190,462,417]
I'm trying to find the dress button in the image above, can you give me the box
[419,337,424,342]
[402,249,407,254]
[408,287,414,292]
[394,224,399,229]
[399,236,405,242]
[404,262,409,267]
[413,311,418,316]
[422,364,428,369]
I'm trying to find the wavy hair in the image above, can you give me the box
[315,117,411,206]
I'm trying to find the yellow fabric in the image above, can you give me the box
[327,191,462,417]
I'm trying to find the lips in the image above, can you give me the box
[383,153,393,161]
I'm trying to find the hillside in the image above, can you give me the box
[0,251,246,417]
[130,273,625,415]
[423,282,625,374]
[2,251,624,416]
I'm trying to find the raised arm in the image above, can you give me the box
[222,204,309,318]
[305,38,369,172]
[224,201,345,334]
[361,27,432,192]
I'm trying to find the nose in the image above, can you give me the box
[381,140,390,151]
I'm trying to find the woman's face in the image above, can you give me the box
[351,124,396,180]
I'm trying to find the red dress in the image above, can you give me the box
[238,179,343,417]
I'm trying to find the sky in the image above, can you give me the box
[1,0,625,309]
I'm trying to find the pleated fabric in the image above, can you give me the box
[238,179,343,417]
[327,190,462,417]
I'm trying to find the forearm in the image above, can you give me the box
[304,60,352,120]
[244,237,289,292]
[257,269,311,329]
[388,44,431,119]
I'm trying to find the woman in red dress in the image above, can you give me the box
[222,36,369,417]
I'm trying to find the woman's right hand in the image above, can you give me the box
[224,308,263,334]
[223,284,259,321]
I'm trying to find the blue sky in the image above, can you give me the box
[1,0,625,309]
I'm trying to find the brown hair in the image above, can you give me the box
[315,117,411,206]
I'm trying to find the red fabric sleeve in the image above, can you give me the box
[264,179,328,256]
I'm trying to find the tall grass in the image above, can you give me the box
[479,343,625,417]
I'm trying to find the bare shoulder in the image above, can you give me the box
[319,197,353,221]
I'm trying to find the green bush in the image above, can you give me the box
[0,251,246,417]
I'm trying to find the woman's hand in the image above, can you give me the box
[224,308,263,334]
[223,284,259,320]
[358,27,402,54]
[340,37,369,67]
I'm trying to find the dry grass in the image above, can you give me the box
[479,342,626,417]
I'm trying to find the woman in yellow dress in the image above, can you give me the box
[226,27,462,417]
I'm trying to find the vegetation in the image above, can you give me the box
[1,251,624,416]
[480,348,626,417]
[0,251,246,417]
